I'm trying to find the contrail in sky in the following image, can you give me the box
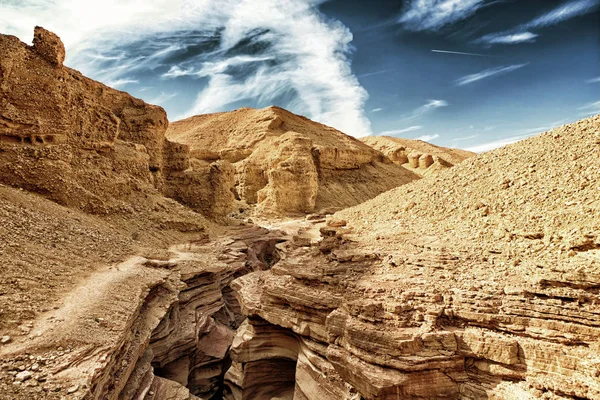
[431,49,498,57]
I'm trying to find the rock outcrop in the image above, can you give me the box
[361,136,475,177]
[167,107,420,216]
[228,116,600,399]
[0,28,233,218]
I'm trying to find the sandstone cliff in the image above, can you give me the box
[229,116,600,399]
[167,107,420,215]
[361,136,475,177]
[0,28,233,218]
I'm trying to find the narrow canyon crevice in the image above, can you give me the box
[118,225,293,400]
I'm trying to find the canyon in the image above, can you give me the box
[0,28,598,400]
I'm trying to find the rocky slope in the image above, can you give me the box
[167,107,420,215]
[229,116,600,399]
[361,136,475,177]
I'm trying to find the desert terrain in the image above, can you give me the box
[0,28,598,400]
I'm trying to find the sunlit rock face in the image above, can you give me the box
[166,106,421,216]
[0,28,234,218]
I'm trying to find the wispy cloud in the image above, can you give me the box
[404,99,448,120]
[579,100,600,116]
[105,78,139,88]
[479,31,538,45]
[148,92,177,106]
[453,134,479,141]
[587,77,600,84]
[477,0,600,45]
[372,108,384,113]
[358,70,391,78]
[415,133,440,141]
[398,0,490,31]
[524,0,600,28]
[455,63,527,86]
[0,0,372,137]
[465,133,533,153]
[431,49,498,57]
[465,120,568,152]
[378,126,422,136]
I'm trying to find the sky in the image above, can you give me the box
[0,0,599,152]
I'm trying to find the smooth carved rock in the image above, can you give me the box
[361,135,475,177]
[418,153,434,169]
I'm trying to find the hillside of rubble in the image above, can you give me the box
[234,115,600,399]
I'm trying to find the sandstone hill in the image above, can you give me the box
[361,135,475,177]
[167,107,421,215]
[233,115,600,399]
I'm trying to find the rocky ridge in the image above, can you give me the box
[167,107,422,215]
[360,136,475,177]
[0,27,232,218]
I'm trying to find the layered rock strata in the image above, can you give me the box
[0,224,287,400]
[228,117,600,399]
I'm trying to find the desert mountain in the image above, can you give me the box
[167,107,422,215]
[361,135,475,177]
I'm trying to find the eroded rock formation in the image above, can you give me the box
[0,28,233,218]
[166,107,420,216]
[228,116,600,400]
[361,136,475,177]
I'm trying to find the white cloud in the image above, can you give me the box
[465,134,532,153]
[579,100,600,116]
[378,126,422,136]
[371,108,384,112]
[403,99,448,121]
[398,0,488,31]
[587,77,600,83]
[148,92,177,106]
[479,31,538,45]
[105,78,139,88]
[0,0,372,137]
[465,120,569,153]
[477,0,600,46]
[415,133,440,141]
[524,0,600,29]
[455,63,527,86]
[453,134,479,141]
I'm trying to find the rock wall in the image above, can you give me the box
[0,28,234,218]
[227,220,600,399]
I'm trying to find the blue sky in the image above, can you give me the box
[0,0,599,151]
